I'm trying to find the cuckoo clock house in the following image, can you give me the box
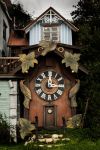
[0,7,88,140]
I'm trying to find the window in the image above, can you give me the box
[3,21,7,41]
[42,26,59,42]
[41,10,61,24]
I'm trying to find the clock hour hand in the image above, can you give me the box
[48,75,52,87]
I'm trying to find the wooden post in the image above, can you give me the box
[35,116,38,141]
[62,116,66,133]
[81,98,89,128]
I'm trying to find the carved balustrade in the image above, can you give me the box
[0,57,20,74]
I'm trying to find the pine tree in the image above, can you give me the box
[8,1,31,28]
[71,0,100,137]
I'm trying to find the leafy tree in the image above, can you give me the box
[8,1,31,28]
[71,0,100,136]
[71,0,100,29]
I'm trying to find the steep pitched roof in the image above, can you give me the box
[24,7,79,33]
[8,30,28,47]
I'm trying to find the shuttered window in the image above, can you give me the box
[42,26,59,42]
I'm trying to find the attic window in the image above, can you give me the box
[41,10,61,24]
[42,26,59,42]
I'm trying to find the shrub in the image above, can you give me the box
[0,114,10,144]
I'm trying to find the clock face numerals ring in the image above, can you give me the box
[35,70,65,101]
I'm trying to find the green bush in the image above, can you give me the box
[0,114,10,144]
[88,128,100,140]
[25,143,47,150]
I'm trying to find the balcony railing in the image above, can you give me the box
[0,57,20,74]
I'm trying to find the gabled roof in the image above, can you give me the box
[24,7,79,33]
[8,30,28,47]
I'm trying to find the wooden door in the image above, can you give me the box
[44,106,56,128]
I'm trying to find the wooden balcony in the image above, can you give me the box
[0,57,21,75]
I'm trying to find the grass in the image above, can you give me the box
[0,128,100,150]
[0,144,24,150]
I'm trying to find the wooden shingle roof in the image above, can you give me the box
[8,30,28,47]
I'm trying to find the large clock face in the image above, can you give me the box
[35,70,65,101]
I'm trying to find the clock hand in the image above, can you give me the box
[48,74,52,81]
[51,84,64,88]
[48,74,52,87]
[48,80,52,87]
[50,84,58,87]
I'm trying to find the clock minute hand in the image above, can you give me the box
[51,84,58,87]
[51,84,64,88]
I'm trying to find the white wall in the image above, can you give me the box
[29,22,72,45]
[9,81,17,142]
[0,5,10,56]
[60,23,72,45]
[0,80,18,142]
[29,22,41,45]
[0,81,10,119]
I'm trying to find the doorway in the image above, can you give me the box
[44,105,56,128]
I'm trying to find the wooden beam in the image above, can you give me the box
[79,64,89,75]
[10,65,21,75]
[0,57,19,59]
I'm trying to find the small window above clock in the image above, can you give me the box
[42,26,59,42]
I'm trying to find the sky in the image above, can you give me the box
[11,0,79,20]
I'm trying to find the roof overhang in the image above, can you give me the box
[0,43,88,76]
[24,7,79,33]
[21,43,88,74]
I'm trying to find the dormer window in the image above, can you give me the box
[42,26,59,42]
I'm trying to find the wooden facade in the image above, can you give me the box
[0,7,88,134]
[28,53,75,128]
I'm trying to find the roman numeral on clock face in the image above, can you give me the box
[35,83,41,87]
[41,72,46,79]
[36,77,42,82]
[56,89,63,95]
[55,73,57,78]
[36,88,42,94]
[48,71,52,77]
[41,93,46,99]
[47,95,52,100]
[58,77,63,81]
[53,94,58,100]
